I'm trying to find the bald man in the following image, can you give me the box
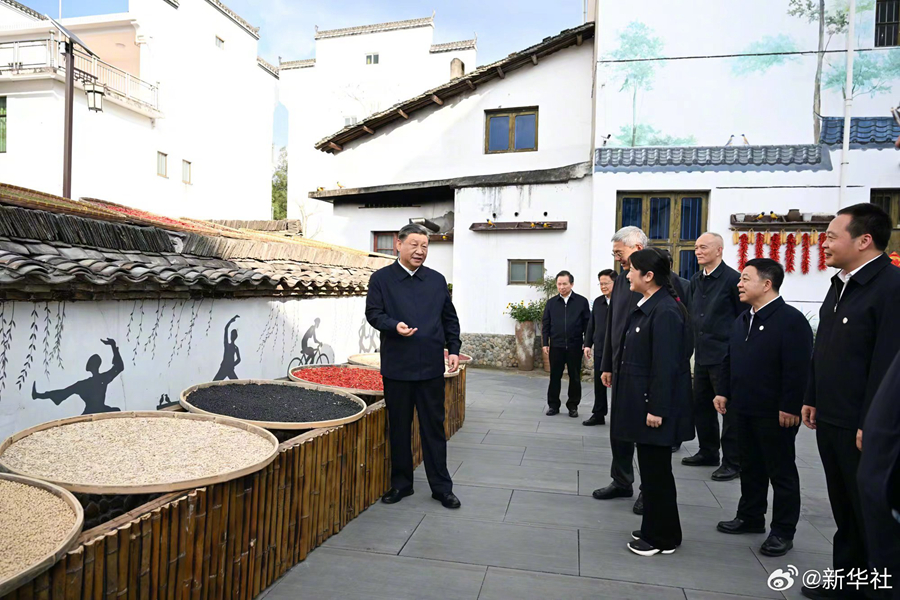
[683,233,744,482]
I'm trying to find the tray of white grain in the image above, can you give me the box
[0,473,84,596]
[0,412,279,495]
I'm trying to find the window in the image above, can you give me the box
[616,192,709,279]
[157,152,167,177]
[0,97,6,153]
[485,107,538,154]
[215,36,224,49]
[373,231,398,256]
[508,260,544,285]
[344,116,358,127]
[876,0,900,46]
[871,189,900,253]
[182,160,191,184]
[366,53,379,65]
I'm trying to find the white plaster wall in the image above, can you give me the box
[453,178,593,335]
[0,296,380,440]
[0,4,41,28]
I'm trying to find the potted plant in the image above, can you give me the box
[504,300,544,371]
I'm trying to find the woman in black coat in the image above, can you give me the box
[610,248,694,556]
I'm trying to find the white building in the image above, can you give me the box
[278,15,476,238]
[302,0,900,368]
[0,0,278,219]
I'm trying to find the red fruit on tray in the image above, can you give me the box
[291,366,384,392]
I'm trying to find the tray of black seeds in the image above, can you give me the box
[180,379,367,430]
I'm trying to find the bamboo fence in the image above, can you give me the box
[2,368,466,600]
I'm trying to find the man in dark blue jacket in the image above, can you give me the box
[583,269,616,426]
[365,223,462,509]
[715,258,812,558]
[541,271,591,417]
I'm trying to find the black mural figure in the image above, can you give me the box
[32,338,124,414]
[213,316,241,381]
[301,318,322,364]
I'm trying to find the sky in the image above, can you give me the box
[26,0,583,148]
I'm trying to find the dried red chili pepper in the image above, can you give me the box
[291,366,384,391]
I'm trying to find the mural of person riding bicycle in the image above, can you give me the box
[286,318,335,374]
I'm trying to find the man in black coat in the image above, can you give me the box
[365,223,462,510]
[583,269,616,426]
[542,270,591,417]
[800,204,900,600]
[715,258,812,559]
[683,232,744,482]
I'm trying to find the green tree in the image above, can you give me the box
[271,146,287,220]
[609,21,664,147]
[613,123,697,147]
[824,48,900,99]
[731,34,800,75]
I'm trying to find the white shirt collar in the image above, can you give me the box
[636,296,648,307]
[704,262,722,277]
[560,292,572,303]
[397,260,418,277]
[838,255,880,284]
[750,295,780,316]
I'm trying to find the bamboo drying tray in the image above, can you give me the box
[288,364,386,398]
[345,353,468,379]
[181,379,368,429]
[0,411,279,495]
[0,473,84,597]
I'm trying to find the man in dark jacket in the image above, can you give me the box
[542,270,591,417]
[583,269,616,426]
[715,258,812,559]
[800,204,900,600]
[365,223,462,510]
[683,232,744,482]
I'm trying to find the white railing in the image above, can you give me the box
[0,35,159,111]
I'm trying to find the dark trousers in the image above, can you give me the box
[636,443,682,550]
[736,413,801,539]
[693,363,740,468]
[817,421,867,575]
[383,376,453,495]
[591,366,608,416]
[611,438,635,490]
[547,347,583,411]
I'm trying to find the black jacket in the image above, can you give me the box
[610,291,695,446]
[689,262,743,366]
[676,275,692,308]
[805,253,900,430]
[541,292,590,349]
[365,261,461,381]
[600,270,643,373]
[584,296,609,363]
[721,297,813,417]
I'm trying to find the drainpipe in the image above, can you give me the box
[838,0,856,205]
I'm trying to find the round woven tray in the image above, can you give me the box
[0,473,84,597]
[345,353,469,379]
[0,411,279,495]
[288,364,385,397]
[181,379,368,429]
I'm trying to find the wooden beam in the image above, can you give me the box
[466,79,475,90]
[431,94,443,105]
[496,66,505,78]
[328,142,342,152]
[398,108,409,119]
[362,125,375,135]
[531,54,538,65]
[576,33,583,46]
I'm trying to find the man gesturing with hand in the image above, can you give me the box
[366,223,462,509]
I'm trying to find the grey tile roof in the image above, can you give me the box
[594,145,832,173]
[430,39,476,53]
[315,17,433,40]
[203,0,259,38]
[280,58,316,70]
[819,117,900,147]
[0,0,45,20]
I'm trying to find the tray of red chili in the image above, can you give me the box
[347,353,471,377]
[289,364,385,397]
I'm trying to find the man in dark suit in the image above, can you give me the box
[800,204,900,599]
[583,269,616,426]
[683,232,744,482]
[542,271,591,418]
[365,223,462,510]
[715,258,812,558]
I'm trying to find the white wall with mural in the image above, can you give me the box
[0,296,380,440]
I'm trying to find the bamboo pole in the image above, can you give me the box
[104,531,118,600]
[213,486,228,600]
[115,525,129,600]
[139,515,152,600]
[189,492,205,600]
[165,503,179,600]
[199,491,213,600]
[286,447,300,567]
[64,548,82,600]
[222,483,236,600]
[298,442,311,563]
[50,555,65,600]
[229,481,244,600]
[149,510,161,600]
[238,478,253,600]
[250,471,263,599]
[273,453,287,577]
[261,462,275,587]
[180,493,197,600]
[35,571,51,600]
[80,543,94,600]
[128,522,140,600]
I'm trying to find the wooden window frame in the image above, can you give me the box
[157,152,167,178]
[871,189,900,253]
[484,107,539,154]
[215,36,225,49]
[615,191,709,278]
[876,0,900,47]
[507,259,544,285]
[373,231,399,256]
[182,160,191,184]
[366,53,379,65]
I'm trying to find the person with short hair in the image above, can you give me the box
[365,223,462,510]
[800,203,900,600]
[542,270,591,417]
[715,258,812,558]
[583,269,617,426]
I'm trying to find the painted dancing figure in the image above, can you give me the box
[32,338,124,414]
[213,315,241,380]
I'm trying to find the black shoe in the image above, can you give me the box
[583,415,605,426]
[627,539,675,556]
[568,409,578,418]
[759,534,793,557]
[632,492,644,515]
[671,443,681,453]
[592,484,633,500]
[682,452,720,467]
[381,487,414,504]
[432,491,461,509]
[711,465,740,481]
[546,407,560,416]
[716,518,766,535]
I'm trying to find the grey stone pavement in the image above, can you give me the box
[263,369,836,599]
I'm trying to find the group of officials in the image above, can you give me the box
[364,204,900,599]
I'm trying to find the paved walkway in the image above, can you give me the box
[262,369,835,599]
